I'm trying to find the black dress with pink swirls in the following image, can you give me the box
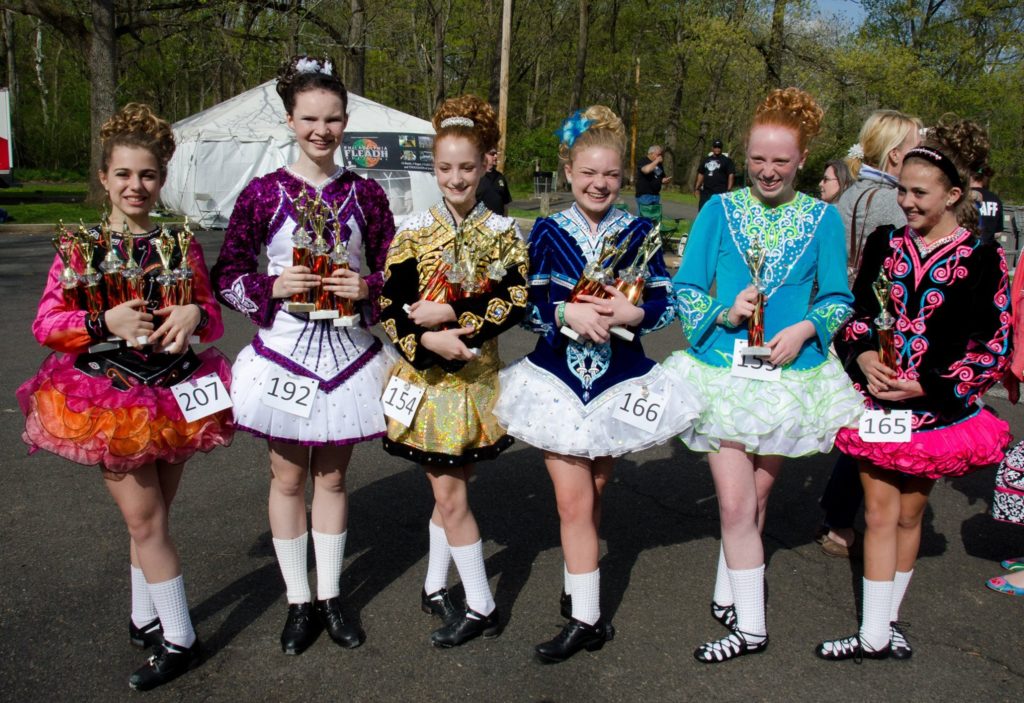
[834,225,1012,477]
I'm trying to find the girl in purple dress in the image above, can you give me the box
[212,56,396,656]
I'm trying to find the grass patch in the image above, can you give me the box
[1,182,88,196]
[2,202,104,225]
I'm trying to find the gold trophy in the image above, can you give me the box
[97,215,125,308]
[329,234,360,327]
[283,191,316,313]
[74,224,104,315]
[52,222,81,309]
[307,203,339,321]
[154,226,179,310]
[606,229,663,342]
[741,240,770,358]
[559,234,632,342]
[872,269,898,370]
[173,219,203,345]
[119,222,145,303]
[175,218,195,306]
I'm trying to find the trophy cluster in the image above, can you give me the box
[425,222,528,304]
[51,216,196,315]
[284,190,359,323]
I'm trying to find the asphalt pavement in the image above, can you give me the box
[1,230,1022,702]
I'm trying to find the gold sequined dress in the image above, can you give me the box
[379,202,528,466]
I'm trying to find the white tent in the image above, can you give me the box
[162,80,440,227]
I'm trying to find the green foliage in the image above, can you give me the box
[2,0,1021,204]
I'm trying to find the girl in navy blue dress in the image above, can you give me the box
[495,105,698,662]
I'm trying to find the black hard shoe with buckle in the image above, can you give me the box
[316,597,365,649]
[535,617,613,664]
[710,601,737,632]
[129,617,164,649]
[815,633,889,662]
[693,629,768,663]
[889,621,912,660]
[430,607,502,648]
[421,588,460,624]
[280,602,321,655]
[559,590,571,620]
[128,639,202,691]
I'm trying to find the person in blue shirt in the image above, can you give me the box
[666,87,862,663]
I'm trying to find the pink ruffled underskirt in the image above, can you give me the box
[835,408,1011,478]
[16,349,235,472]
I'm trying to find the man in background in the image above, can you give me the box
[477,147,512,216]
[694,139,735,210]
[636,144,672,226]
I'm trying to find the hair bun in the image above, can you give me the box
[99,103,175,169]
[930,115,990,174]
[276,55,347,114]
[432,95,500,153]
[751,87,823,151]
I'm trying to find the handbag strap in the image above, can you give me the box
[849,185,881,273]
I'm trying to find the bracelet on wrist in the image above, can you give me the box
[720,307,738,329]
[556,302,567,328]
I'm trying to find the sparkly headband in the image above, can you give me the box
[904,146,963,188]
[439,116,474,129]
[295,57,333,76]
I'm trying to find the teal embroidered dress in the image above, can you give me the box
[665,189,863,456]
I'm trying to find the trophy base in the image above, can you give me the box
[284,302,316,313]
[610,325,635,342]
[309,309,340,320]
[402,304,412,314]
[559,325,581,342]
[88,341,122,354]
[741,345,772,358]
[333,314,361,327]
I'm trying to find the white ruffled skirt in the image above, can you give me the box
[494,358,701,458]
[231,342,397,446]
[662,351,863,457]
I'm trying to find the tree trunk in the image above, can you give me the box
[4,11,17,108]
[431,1,447,111]
[33,21,49,125]
[346,0,366,94]
[766,0,786,88]
[487,0,502,107]
[663,3,688,185]
[569,0,588,112]
[525,57,542,128]
[87,0,116,204]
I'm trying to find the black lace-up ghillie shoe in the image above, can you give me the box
[535,618,613,664]
[815,633,889,662]
[693,630,768,663]
[129,618,163,649]
[280,602,321,655]
[430,607,502,648]
[128,640,202,691]
[710,601,737,632]
[889,621,912,660]
[421,588,460,625]
[316,597,365,649]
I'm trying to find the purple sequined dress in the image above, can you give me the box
[212,167,398,445]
